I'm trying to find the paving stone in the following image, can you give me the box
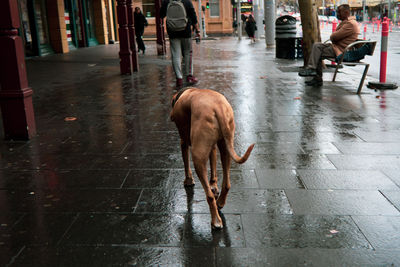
[61,213,185,246]
[183,214,244,247]
[352,216,400,249]
[12,246,215,267]
[383,169,400,187]
[255,169,305,189]
[333,142,400,154]
[0,212,77,263]
[241,214,371,249]
[380,190,400,211]
[327,154,400,170]
[0,170,129,189]
[297,170,399,190]
[216,248,400,267]
[285,189,400,215]
[0,189,141,212]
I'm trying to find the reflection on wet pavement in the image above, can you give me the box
[1,37,400,266]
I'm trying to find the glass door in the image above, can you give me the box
[34,0,54,55]
[18,0,35,57]
[64,0,79,49]
[82,0,98,46]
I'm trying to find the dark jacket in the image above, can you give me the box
[245,20,257,37]
[160,0,198,39]
[134,12,148,36]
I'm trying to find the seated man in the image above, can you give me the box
[298,4,359,86]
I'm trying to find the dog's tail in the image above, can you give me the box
[226,143,255,164]
[215,102,255,164]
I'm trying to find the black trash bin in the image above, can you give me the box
[275,15,297,59]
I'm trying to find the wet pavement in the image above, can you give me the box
[1,37,400,266]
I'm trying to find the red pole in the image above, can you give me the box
[363,24,367,40]
[379,21,389,83]
[331,21,337,65]
[0,0,36,139]
[332,20,337,32]
[117,0,132,74]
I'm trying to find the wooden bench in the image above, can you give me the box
[329,40,377,94]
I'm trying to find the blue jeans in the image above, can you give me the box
[336,43,371,62]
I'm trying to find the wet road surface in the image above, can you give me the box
[1,37,400,266]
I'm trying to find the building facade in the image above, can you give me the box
[17,0,118,57]
[138,0,234,36]
[16,0,236,57]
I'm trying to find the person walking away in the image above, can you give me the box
[134,7,148,54]
[245,15,257,42]
[161,0,200,89]
[241,14,247,37]
[298,4,360,86]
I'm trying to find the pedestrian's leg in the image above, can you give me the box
[139,36,145,53]
[170,38,183,79]
[182,38,193,77]
[307,42,326,70]
[136,33,144,52]
[316,44,336,79]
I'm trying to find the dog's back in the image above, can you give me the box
[171,88,254,164]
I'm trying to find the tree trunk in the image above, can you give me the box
[298,0,321,67]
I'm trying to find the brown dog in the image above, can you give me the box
[170,88,254,229]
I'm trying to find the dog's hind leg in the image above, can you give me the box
[192,147,223,229]
[209,144,219,199]
[216,140,231,210]
[181,140,194,187]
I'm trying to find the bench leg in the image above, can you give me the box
[332,64,341,82]
[357,64,370,94]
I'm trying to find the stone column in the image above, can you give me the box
[116,0,132,74]
[46,0,69,53]
[0,0,36,140]
[155,0,166,55]
[126,0,139,72]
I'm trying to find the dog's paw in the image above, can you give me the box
[211,222,223,230]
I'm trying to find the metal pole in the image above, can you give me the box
[362,0,367,22]
[198,0,203,38]
[203,8,207,37]
[253,0,261,39]
[237,0,242,40]
[264,0,275,47]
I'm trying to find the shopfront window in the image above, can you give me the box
[210,0,220,17]
[85,0,96,39]
[34,0,50,45]
[142,0,155,17]
[19,0,34,56]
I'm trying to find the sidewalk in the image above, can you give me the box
[1,37,400,266]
